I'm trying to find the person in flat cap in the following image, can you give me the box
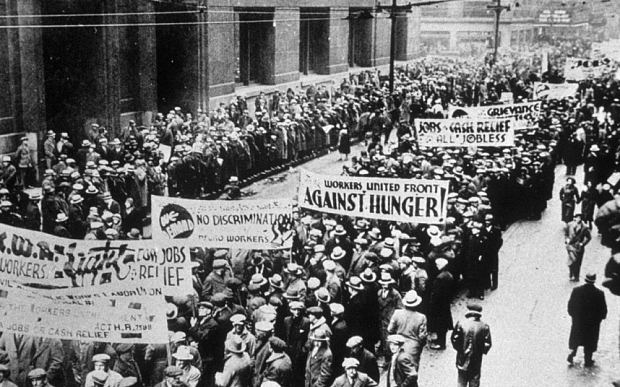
[345,336,379,384]
[172,347,201,387]
[169,332,203,371]
[253,321,274,387]
[305,330,333,387]
[332,357,378,387]
[283,300,310,387]
[188,300,219,387]
[387,290,426,368]
[567,273,607,367]
[202,256,231,301]
[450,303,492,386]
[386,334,417,387]
[257,337,291,387]
[112,345,143,387]
[226,314,256,356]
[154,366,183,387]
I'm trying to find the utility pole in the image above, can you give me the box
[377,0,454,94]
[487,0,510,68]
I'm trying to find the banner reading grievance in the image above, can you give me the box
[0,224,192,296]
[299,170,449,224]
[0,284,168,343]
[449,101,541,131]
[415,118,515,147]
[151,196,295,249]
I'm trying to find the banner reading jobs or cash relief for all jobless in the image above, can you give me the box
[415,118,515,147]
[151,195,295,249]
[299,169,449,224]
[563,57,611,81]
[0,224,193,296]
[0,283,169,343]
[449,101,542,131]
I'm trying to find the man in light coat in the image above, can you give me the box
[565,213,591,282]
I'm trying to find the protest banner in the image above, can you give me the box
[564,57,610,81]
[151,196,295,249]
[0,284,168,343]
[449,101,541,131]
[415,118,515,147]
[0,224,192,296]
[533,82,579,100]
[299,170,449,224]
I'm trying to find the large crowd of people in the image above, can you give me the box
[2,36,620,387]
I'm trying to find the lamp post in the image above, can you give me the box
[487,0,510,68]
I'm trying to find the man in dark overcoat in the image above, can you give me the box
[567,273,607,367]
[428,258,454,350]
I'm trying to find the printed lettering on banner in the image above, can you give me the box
[564,58,610,81]
[0,285,168,343]
[449,101,541,131]
[0,224,192,296]
[299,170,449,224]
[415,118,515,147]
[151,195,295,249]
[533,83,579,100]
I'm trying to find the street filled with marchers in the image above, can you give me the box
[2,38,620,387]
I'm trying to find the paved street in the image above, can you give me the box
[242,145,620,386]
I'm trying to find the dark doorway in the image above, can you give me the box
[235,9,274,86]
[155,3,198,113]
[42,1,101,140]
[299,8,329,75]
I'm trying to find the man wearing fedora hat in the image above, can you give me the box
[284,263,307,304]
[23,192,42,231]
[244,253,273,284]
[226,314,256,357]
[565,212,592,282]
[377,273,403,363]
[52,212,71,238]
[331,358,378,387]
[567,273,607,367]
[172,347,201,387]
[305,330,333,387]
[189,301,219,387]
[84,353,123,387]
[283,301,310,387]
[387,291,426,370]
[450,303,491,387]
[428,258,454,350]
[215,337,251,387]
[349,238,375,279]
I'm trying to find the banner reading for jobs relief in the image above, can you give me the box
[151,195,295,249]
[564,57,611,81]
[0,224,192,296]
[415,118,515,147]
[0,283,168,344]
[533,82,579,100]
[449,101,542,131]
[299,170,449,224]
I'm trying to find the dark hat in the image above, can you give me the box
[466,302,483,315]
[585,273,596,283]
[164,366,184,377]
[115,344,134,354]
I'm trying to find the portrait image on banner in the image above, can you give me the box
[0,224,192,296]
[449,101,541,131]
[151,196,295,249]
[299,170,449,224]
[415,118,515,147]
[533,82,579,100]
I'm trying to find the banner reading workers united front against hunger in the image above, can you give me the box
[299,170,449,224]
[0,284,168,344]
[415,118,515,147]
[151,196,295,249]
[0,224,192,296]
[449,101,541,131]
